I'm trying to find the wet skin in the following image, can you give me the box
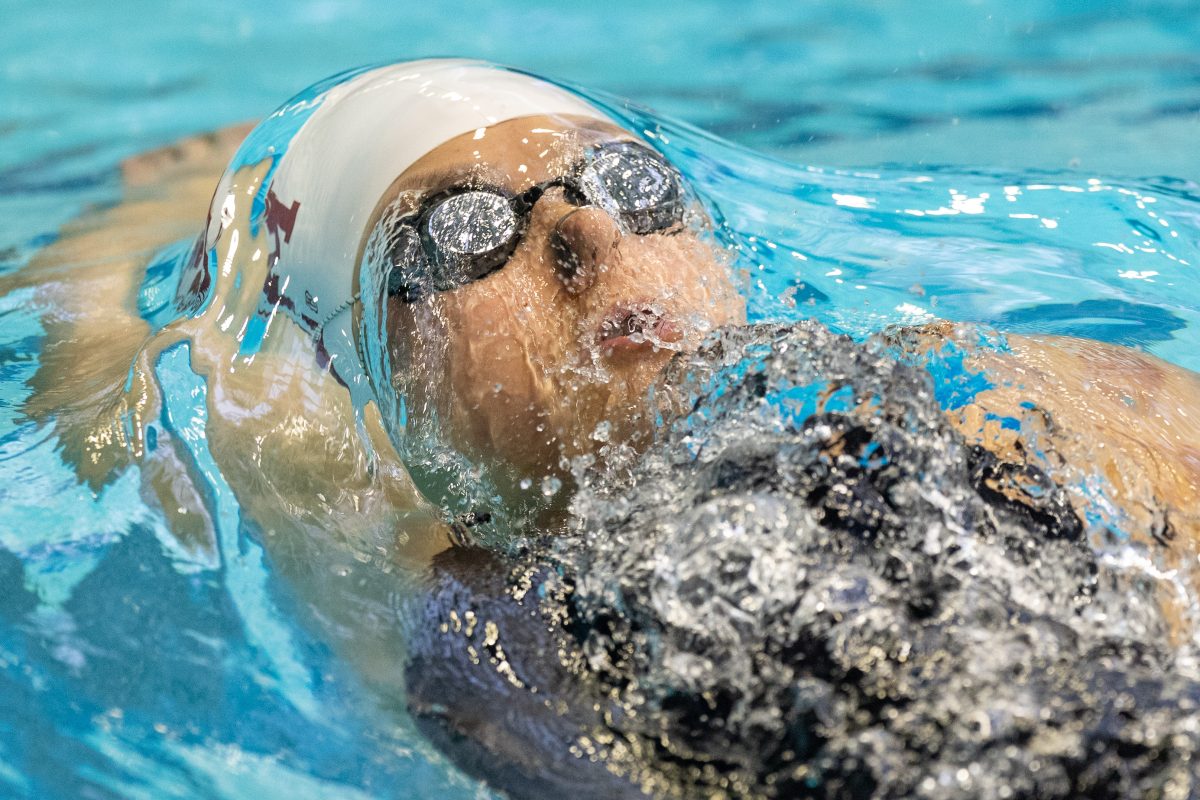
[369,115,747,492]
[885,323,1200,531]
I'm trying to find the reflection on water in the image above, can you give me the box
[1,51,1199,800]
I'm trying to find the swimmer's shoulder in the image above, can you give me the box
[889,320,1200,540]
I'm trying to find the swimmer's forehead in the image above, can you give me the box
[395,114,638,195]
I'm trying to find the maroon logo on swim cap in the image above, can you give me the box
[263,188,300,268]
[259,186,316,328]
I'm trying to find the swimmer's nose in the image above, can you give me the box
[541,196,622,295]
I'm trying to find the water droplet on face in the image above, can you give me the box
[519,478,533,490]
[541,475,563,498]
[592,421,611,442]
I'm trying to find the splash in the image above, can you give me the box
[425,322,1200,798]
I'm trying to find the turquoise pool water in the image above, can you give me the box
[1,2,1198,798]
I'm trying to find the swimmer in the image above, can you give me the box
[5,57,1198,572]
[8,55,1200,799]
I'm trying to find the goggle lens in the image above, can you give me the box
[579,143,683,232]
[426,192,518,260]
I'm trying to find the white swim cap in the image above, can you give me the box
[255,59,608,404]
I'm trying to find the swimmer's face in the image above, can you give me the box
[376,114,745,492]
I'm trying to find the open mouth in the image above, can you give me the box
[596,303,683,355]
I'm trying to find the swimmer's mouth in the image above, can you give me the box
[597,303,682,355]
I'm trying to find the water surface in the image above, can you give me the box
[1,2,1198,797]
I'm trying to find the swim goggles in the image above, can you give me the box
[387,141,688,301]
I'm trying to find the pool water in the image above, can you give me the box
[1,2,1198,798]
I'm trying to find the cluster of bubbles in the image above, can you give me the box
[541,323,1200,798]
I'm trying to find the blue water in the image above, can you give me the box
[1,2,1198,798]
